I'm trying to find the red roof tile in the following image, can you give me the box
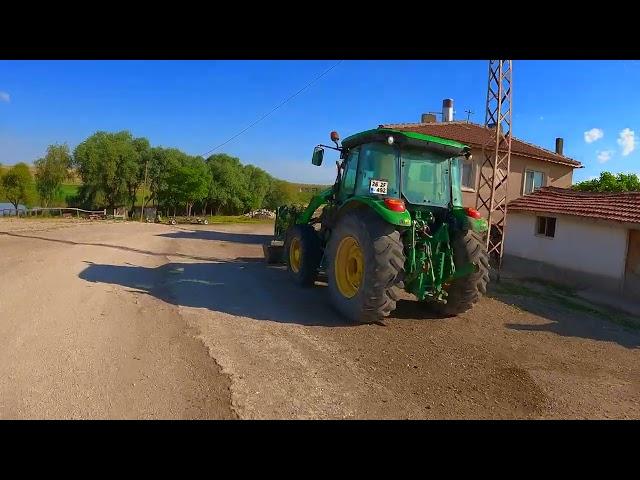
[381,121,582,168]
[507,186,640,225]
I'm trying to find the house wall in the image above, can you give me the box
[503,212,628,292]
[461,147,575,210]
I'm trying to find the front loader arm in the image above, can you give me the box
[295,187,334,224]
[273,187,334,241]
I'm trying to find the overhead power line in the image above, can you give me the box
[201,60,343,157]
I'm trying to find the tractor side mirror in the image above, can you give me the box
[312,146,324,166]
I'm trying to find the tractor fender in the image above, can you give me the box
[337,197,412,228]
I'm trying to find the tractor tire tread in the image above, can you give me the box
[327,210,405,323]
[285,224,322,287]
[435,230,489,316]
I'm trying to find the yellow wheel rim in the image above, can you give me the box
[334,236,364,298]
[289,237,302,273]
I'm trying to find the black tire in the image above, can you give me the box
[285,224,322,286]
[327,210,405,324]
[433,230,490,316]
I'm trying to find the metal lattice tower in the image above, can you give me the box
[475,60,513,274]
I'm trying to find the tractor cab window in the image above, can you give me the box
[340,147,359,196]
[354,142,400,198]
[400,147,456,207]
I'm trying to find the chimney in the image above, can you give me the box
[421,113,437,123]
[555,137,564,156]
[442,98,454,122]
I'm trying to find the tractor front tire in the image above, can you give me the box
[434,230,490,316]
[285,224,322,287]
[327,211,405,324]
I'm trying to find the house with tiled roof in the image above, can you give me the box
[380,99,583,211]
[503,187,640,298]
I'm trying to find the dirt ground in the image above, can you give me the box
[1,218,639,419]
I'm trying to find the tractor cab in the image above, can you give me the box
[311,128,471,216]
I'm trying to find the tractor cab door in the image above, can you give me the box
[336,147,360,203]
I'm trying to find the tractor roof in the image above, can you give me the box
[341,128,469,155]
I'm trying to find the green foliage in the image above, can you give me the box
[34,143,72,207]
[1,163,36,210]
[4,130,330,216]
[168,155,211,216]
[206,154,250,215]
[72,130,149,209]
[264,179,297,210]
[573,171,640,192]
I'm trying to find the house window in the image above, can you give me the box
[524,170,545,194]
[536,216,556,238]
[461,158,475,190]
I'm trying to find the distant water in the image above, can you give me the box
[0,203,27,216]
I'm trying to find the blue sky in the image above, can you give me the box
[1,60,638,184]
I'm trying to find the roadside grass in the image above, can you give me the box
[58,183,79,199]
[489,277,640,331]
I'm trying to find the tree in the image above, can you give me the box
[155,152,210,216]
[243,164,271,211]
[72,131,148,210]
[34,143,72,208]
[175,156,211,217]
[127,137,151,213]
[573,171,640,192]
[1,163,35,212]
[152,148,189,215]
[264,178,299,210]
[206,154,251,215]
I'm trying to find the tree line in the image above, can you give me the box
[0,130,326,216]
[572,171,640,193]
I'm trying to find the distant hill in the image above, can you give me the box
[291,183,330,194]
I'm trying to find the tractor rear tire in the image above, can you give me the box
[327,210,405,324]
[285,224,322,287]
[434,230,490,316]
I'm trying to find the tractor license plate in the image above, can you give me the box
[370,179,388,195]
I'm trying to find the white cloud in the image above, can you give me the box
[597,150,614,163]
[584,128,604,143]
[617,128,635,156]
[0,91,9,103]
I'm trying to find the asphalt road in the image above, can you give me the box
[1,219,638,419]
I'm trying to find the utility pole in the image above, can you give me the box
[475,60,513,279]
[140,159,149,222]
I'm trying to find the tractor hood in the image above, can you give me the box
[341,128,470,158]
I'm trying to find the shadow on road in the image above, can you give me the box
[79,259,350,327]
[391,300,450,321]
[489,283,640,349]
[78,258,453,327]
[157,230,272,245]
[0,231,226,263]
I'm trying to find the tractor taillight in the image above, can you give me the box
[465,207,481,219]
[384,198,406,212]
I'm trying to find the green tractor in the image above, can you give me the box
[266,127,490,323]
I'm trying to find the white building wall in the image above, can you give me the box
[504,213,627,280]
